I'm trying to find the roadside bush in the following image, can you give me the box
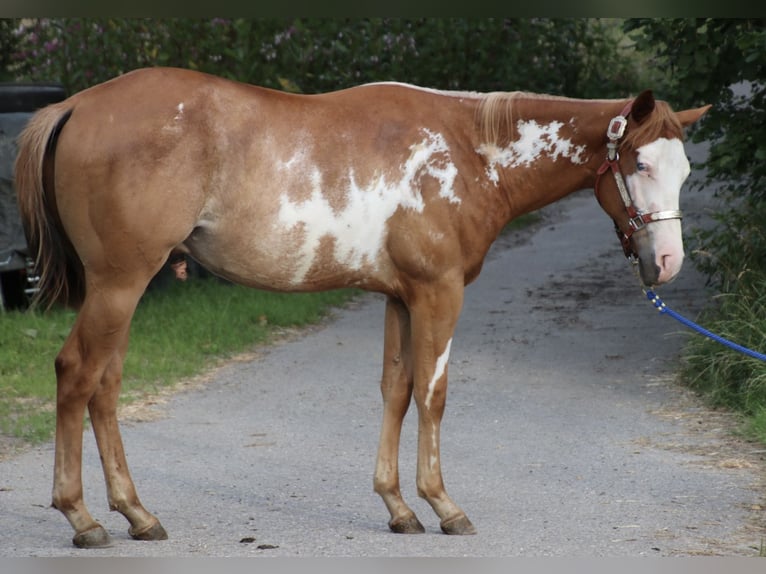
[680,196,766,441]
[626,18,766,442]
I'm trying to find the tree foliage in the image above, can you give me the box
[4,18,651,99]
[625,18,766,292]
[0,19,19,81]
[626,19,766,434]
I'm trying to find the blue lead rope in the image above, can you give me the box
[644,289,766,362]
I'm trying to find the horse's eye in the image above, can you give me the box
[636,161,648,172]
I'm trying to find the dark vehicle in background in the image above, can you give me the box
[0,83,66,310]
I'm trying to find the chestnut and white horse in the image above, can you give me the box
[15,67,709,547]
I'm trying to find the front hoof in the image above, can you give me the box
[440,514,477,535]
[129,520,168,541]
[73,524,112,548]
[389,514,426,534]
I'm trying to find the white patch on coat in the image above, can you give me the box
[277,129,459,283]
[429,422,439,470]
[162,102,185,134]
[425,338,452,410]
[478,119,586,184]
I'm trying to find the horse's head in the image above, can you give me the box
[594,90,710,287]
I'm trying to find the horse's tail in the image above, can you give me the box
[14,103,84,309]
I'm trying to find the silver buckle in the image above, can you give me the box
[628,214,647,232]
[607,115,627,141]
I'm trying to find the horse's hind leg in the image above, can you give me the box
[88,331,167,542]
[52,278,164,548]
[373,296,425,534]
[52,318,110,548]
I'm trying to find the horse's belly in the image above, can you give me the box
[183,212,390,292]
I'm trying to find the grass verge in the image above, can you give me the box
[679,290,766,445]
[0,278,356,446]
[678,193,766,447]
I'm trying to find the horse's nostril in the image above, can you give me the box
[662,252,683,271]
[657,252,684,284]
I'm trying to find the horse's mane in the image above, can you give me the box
[476,91,685,149]
[476,91,571,146]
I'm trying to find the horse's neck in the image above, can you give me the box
[479,97,620,225]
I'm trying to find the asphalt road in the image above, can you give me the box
[1,143,764,557]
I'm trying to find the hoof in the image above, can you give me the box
[440,514,477,535]
[73,524,112,548]
[389,514,426,534]
[129,520,168,541]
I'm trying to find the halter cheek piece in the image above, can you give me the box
[593,100,683,261]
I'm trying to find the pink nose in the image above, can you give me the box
[657,252,684,284]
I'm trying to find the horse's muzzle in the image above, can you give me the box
[636,251,683,287]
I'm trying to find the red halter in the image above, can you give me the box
[594,100,683,260]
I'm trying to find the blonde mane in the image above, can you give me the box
[477,91,685,149]
[476,91,572,145]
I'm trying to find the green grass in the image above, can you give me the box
[680,196,766,447]
[0,278,356,445]
[679,291,766,445]
[0,308,75,443]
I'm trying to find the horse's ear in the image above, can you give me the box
[630,90,655,124]
[676,104,712,127]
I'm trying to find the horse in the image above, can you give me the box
[14,67,709,548]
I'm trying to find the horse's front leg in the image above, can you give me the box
[373,296,424,533]
[409,276,476,535]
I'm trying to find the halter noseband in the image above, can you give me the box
[594,100,683,261]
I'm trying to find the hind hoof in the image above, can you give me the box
[129,520,168,541]
[440,514,476,535]
[389,514,426,534]
[73,524,112,548]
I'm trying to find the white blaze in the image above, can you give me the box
[625,137,689,283]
